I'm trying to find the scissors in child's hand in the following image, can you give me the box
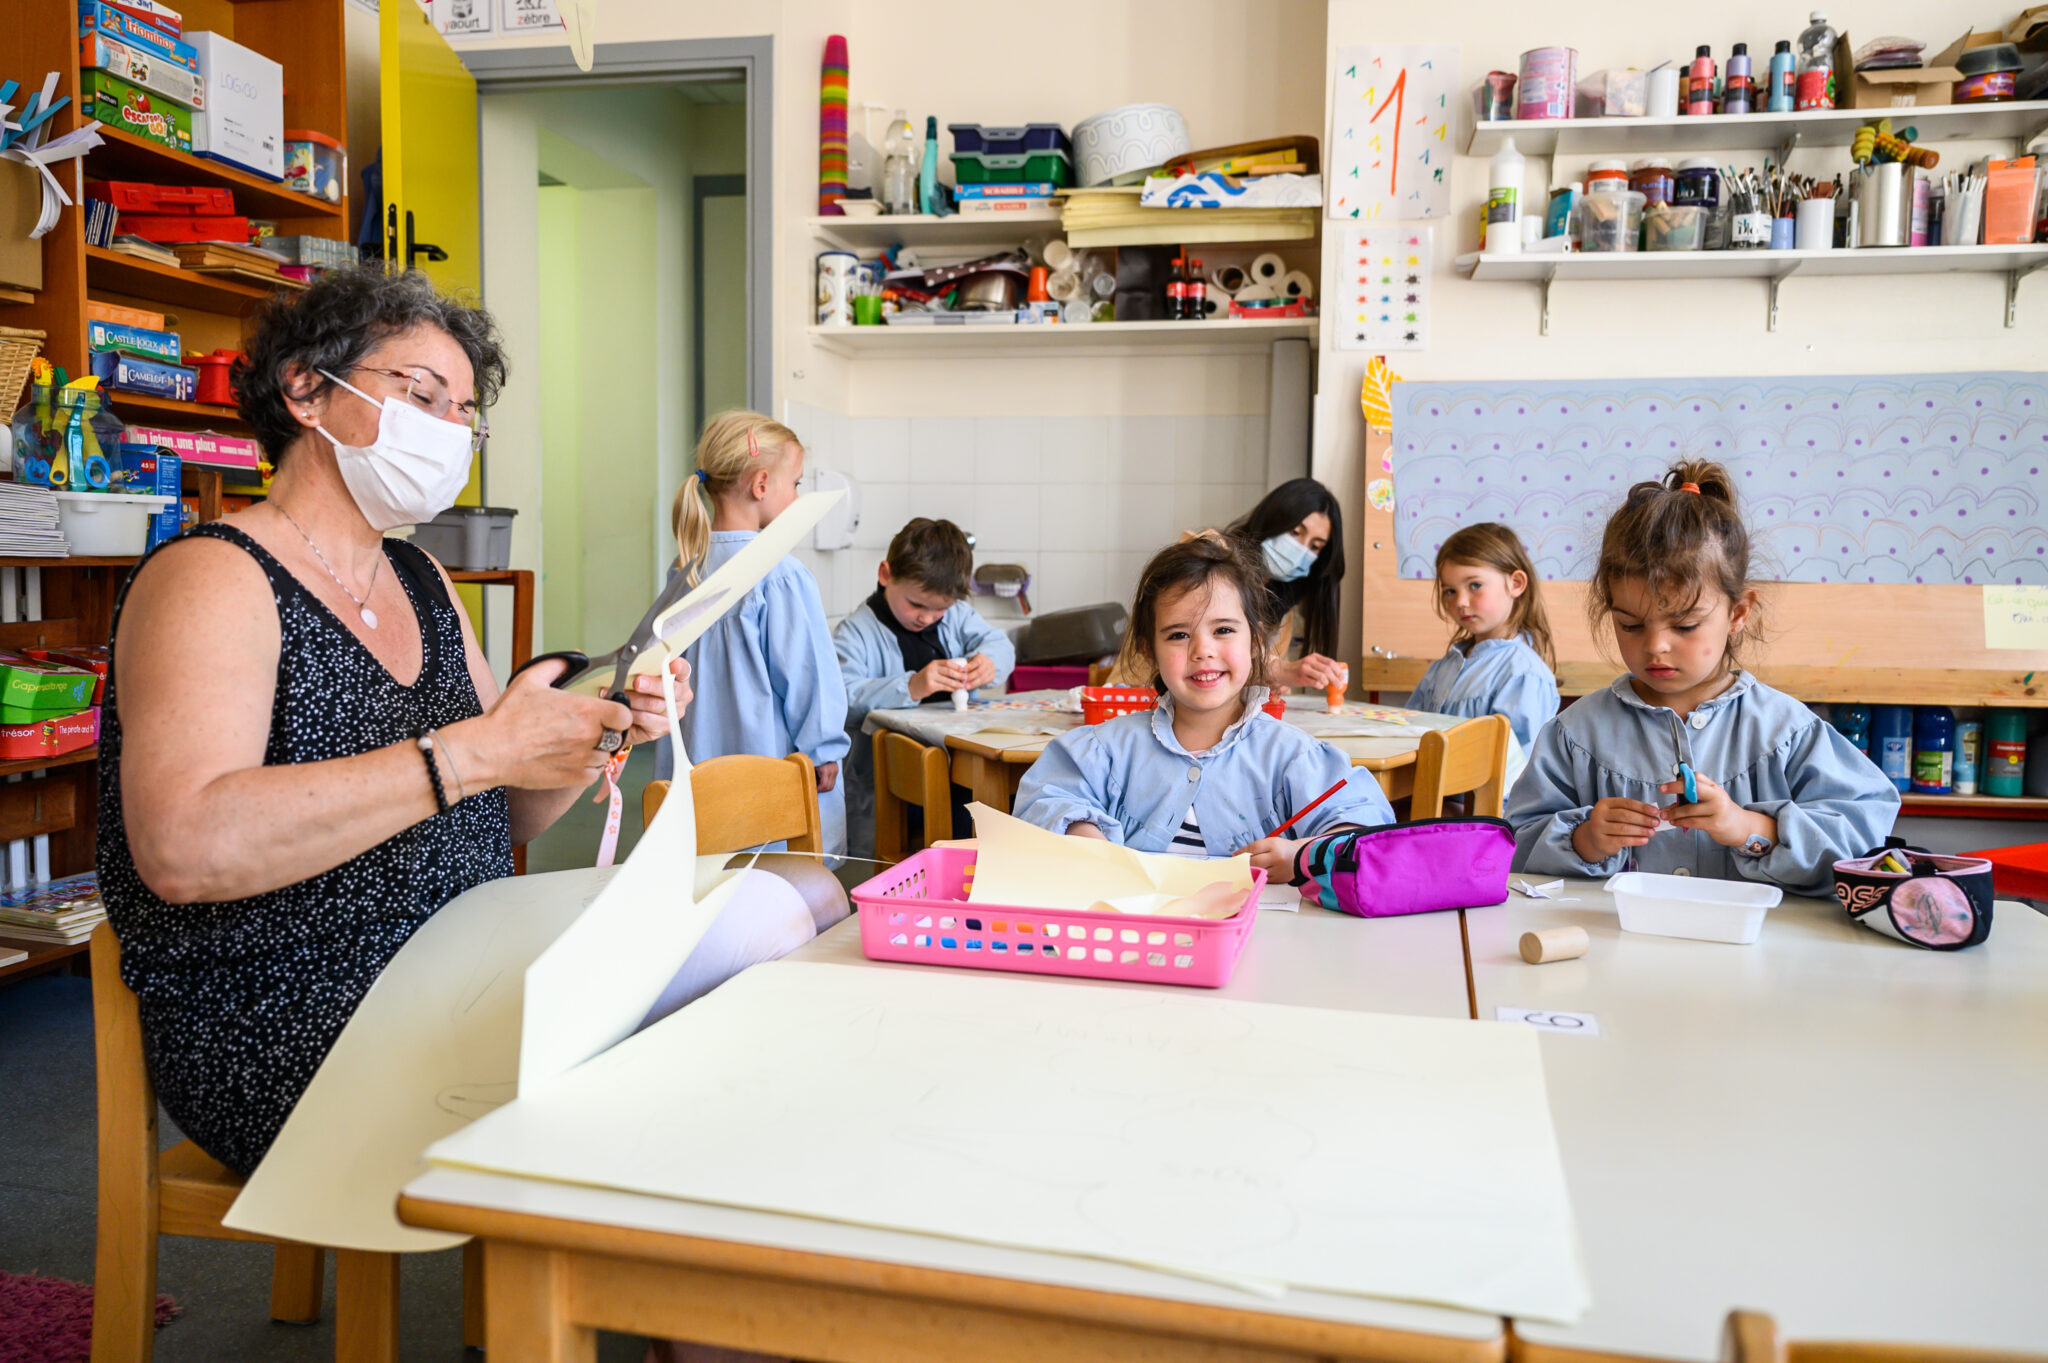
[1666,709,1698,807]
[509,569,700,754]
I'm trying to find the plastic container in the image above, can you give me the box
[1607,871,1782,945]
[1911,706,1954,794]
[1984,709,2027,796]
[1871,704,1913,791]
[1579,189,1644,252]
[54,491,176,555]
[1832,701,1872,754]
[1953,720,1983,795]
[1079,686,1287,725]
[1585,158,1630,194]
[1486,138,1526,254]
[1006,664,1089,693]
[1644,202,1706,250]
[86,180,234,215]
[283,130,346,204]
[189,349,239,405]
[406,506,518,569]
[947,123,1069,157]
[1630,157,1675,207]
[853,846,1264,988]
[1795,11,1836,110]
[950,149,1074,188]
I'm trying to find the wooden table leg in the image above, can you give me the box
[509,569,535,669]
[487,1242,595,1363]
[269,1243,325,1323]
[951,751,1014,812]
[462,1238,486,1350]
[335,1249,399,1363]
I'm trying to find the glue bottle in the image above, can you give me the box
[1766,40,1796,112]
[951,658,970,711]
[1910,706,1954,794]
[1686,47,1717,115]
[1953,719,1983,795]
[1486,138,1525,254]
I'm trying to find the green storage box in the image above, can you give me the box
[951,148,1073,188]
[80,69,193,156]
[0,654,98,714]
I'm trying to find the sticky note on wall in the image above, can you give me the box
[1983,584,2048,650]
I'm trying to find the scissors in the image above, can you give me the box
[1665,709,1699,807]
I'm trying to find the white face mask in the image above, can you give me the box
[314,369,475,532]
[1260,531,1318,582]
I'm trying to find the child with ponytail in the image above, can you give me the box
[1507,461,1896,894]
[1408,522,1560,760]
[662,411,850,854]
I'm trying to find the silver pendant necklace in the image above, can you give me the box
[273,502,383,630]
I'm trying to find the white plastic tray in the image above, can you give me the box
[1605,871,1782,945]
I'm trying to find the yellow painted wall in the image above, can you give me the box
[536,185,584,653]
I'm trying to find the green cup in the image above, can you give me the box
[852,294,883,325]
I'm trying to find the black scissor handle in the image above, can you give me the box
[509,650,590,688]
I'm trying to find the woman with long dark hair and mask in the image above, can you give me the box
[1228,478,1348,691]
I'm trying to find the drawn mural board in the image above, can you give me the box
[1355,370,2048,704]
[1329,45,1457,222]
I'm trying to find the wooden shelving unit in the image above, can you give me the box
[808,316,1318,356]
[1465,101,2048,160]
[0,0,351,946]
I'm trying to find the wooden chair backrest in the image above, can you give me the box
[873,730,951,862]
[1410,714,1512,818]
[643,753,822,855]
[1714,1309,2035,1363]
[90,922,159,1219]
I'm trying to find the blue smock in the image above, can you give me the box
[1406,634,1560,754]
[1506,672,1899,895]
[834,598,1016,860]
[655,531,851,855]
[1013,688,1395,855]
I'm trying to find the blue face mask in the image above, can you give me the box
[1260,531,1318,582]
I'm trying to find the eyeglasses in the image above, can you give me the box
[353,366,490,452]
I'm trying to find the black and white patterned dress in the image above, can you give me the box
[98,522,512,1177]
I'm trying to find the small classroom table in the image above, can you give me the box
[1465,880,2048,1361]
[864,690,1517,814]
[399,901,1508,1362]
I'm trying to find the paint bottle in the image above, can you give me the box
[1486,138,1526,254]
[1953,719,1983,795]
[1832,701,1872,755]
[1767,40,1797,112]
[1686,47,1717,115]
[1871,704,1913,792]
[1983,708,2027,796]
[1723,43,1754,114]
[1910,707,1954,794]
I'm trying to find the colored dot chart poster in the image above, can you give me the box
[1338,225,1432,351]
[1392,372,2048,587]
[1329,45,1457,221]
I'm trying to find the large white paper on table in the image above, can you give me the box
[427,959,1591,1323]
[965,803,1253,911]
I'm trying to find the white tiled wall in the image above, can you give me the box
[787,403,1270,626]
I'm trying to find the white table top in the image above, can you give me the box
[1465,880,2048,1360]
[866,689,1492,767]
[402,903,1494,1340]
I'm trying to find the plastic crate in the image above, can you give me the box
[947,123,1071,156]
[853,847,1263,988]
[407,506,518,570]
[951,149,1074,187]
[1079,686,1288,725]
[1007,664,1089,693]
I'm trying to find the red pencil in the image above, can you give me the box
[1264,777,1350,841]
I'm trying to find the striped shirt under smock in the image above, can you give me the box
[1168,807,1205,856]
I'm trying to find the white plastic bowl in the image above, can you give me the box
[54,491,176,556]
[1605,872,1782,945]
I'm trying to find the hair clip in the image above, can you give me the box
[747,427,760,458]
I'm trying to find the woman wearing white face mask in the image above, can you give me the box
[96,269,690,1180]
[1228,478,1348,692]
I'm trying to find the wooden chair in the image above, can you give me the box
[1719,1309,2042,1363]
[1409,713,1512,818]
[872,730,952,863]
[643,752,822,855]
[89,923,483,1362]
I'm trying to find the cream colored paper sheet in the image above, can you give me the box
[965,803,1253,910]
[427,959,1591,1323]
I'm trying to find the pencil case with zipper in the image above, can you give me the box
[1294,817,1516,918]
[1832,838,1994,950]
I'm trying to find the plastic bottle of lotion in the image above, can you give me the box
[1486,137,1525,254]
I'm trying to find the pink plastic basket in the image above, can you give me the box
[852,847,1263,988]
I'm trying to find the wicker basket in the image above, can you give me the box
[0,327,47,415]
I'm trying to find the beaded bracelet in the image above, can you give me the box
[417,730,450,816]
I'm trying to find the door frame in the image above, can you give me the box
[459,37,773,415]
[691,173,747,434]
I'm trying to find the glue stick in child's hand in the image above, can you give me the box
[951,658,970,711]
[1325,662,1349,714]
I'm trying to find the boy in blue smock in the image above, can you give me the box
[1015,534,1392,882]
[658,411,850,855]
[835,518,1014,859]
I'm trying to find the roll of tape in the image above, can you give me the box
[1249,252,1286,284]
[1280,269,1315,300]
[1210,263,1249,294]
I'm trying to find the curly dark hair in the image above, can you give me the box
[232,267,508,460]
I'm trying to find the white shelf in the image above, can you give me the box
[1454,244,2048,333]
[806,317,1318,357]
[1466,101,2048,159]
[808,211,1062,249]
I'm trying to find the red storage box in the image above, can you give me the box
[87,181,235,215]
[0,708,99,762]
[1079,686,1287,725]
[117,214,250,243]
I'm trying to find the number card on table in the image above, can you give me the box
[1338,224,1432,351]
[1329,45,1458,221]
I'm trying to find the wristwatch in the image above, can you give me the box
[1738,832,1775,858]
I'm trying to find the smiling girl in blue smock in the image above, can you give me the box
[1507,460,1897,894]
[1406,522,1559,757]
[1014,534,1392,884]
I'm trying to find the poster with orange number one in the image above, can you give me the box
[1329,45,1457,221]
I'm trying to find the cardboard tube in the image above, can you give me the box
[1519,925,1590,964]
